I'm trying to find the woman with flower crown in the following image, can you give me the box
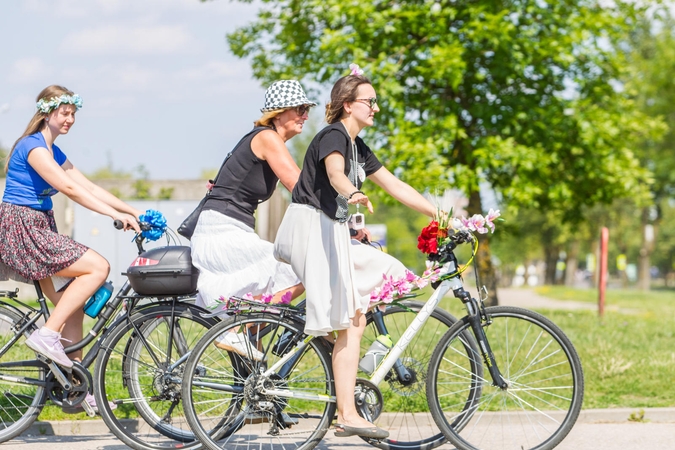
[190,80,315,362]
[0,84,142,413]
[273,65,437,439]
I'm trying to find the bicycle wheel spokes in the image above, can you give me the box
[428,306,584,450]
[0,307,46,443]
[183,314,336,450]
[94,303,215,450]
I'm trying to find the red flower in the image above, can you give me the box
[417,221,439,254]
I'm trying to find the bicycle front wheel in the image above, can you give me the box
[182,312,336,450]
[94,301,217,450]
[427,306,584,450]
[360,300,476,450]
[0,306,46,443]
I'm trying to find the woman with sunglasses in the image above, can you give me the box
[274,66,437,439]
[190,80,314,360]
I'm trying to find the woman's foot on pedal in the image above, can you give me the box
[25,327,73,368]
[62,392,118,414]
[215,332,265,361]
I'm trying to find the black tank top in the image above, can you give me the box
[202,127,278,229]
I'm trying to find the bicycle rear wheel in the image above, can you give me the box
[0,306,46,443]
[182,312,336,450]
[360,300,478,450]
[94,301,216,450]
[427,306,584,450]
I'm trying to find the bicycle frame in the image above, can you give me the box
[258,256,507,403]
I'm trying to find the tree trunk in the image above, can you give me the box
[467,191,499,306]
[637,207,655,291]
[564,240,580,287]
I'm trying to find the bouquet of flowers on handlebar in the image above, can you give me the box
[369,208,501,307]
[417,208,501,262]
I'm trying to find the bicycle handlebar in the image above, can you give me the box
[113,220,153,231]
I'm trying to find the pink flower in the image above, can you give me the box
[484,209,501,233]
[242,293,254,301]
[468,214,488,234]
[280,291,292,304]
[261,294,273,304]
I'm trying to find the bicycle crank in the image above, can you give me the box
[46,362,93,416]
[354,378,383,423]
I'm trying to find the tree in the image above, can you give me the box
[623,15,675,290]
[223,0,660,303]
[0,144,7,176]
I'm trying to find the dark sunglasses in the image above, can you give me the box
[354,97,378,108]
[294,105,312,116]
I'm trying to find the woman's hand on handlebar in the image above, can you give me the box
[112,213,141,233]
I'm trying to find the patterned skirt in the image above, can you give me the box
[0,202,87,282]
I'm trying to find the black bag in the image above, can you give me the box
[177,194,208,239]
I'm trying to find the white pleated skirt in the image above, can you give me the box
[191,209,300,309]
[274,203,407,336]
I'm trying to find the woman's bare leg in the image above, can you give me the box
[333,310,375,429]
[38,249,109,360]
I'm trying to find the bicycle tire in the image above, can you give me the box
[427,306,584,450]
[93,301,217,450]
[359,300,482,450]
[0,306,46,443]
[182,312,336,450]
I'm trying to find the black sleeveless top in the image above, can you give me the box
[202,127,278,229]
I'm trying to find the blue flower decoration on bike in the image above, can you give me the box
[139,209,167,241]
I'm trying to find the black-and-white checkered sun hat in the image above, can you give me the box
[260,80,317,112]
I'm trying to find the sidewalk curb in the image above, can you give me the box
[20,409,675,437]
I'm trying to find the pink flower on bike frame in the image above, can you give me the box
[261,294,273,304]
[280,291,292,304]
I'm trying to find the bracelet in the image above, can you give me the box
[348,190,364,200]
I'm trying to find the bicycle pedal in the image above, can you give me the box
[81,400,96,417]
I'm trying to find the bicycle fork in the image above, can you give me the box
[453,287,508,390]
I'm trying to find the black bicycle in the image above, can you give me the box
[0,220,218,450]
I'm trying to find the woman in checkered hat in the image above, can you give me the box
[274,66,437,439]
[190,79,315,360]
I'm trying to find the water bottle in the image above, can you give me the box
[358,334,393,374]
[83,281,114,318]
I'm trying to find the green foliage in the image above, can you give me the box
[225,0,658,222]
[157,187,174,200]
[0,145,7,176]
[132,165,151,200]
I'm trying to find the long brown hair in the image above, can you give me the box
[4,85,75,174]
[325,74,372,124]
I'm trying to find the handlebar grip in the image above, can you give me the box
[113,219,125,230]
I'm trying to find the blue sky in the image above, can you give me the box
[0,0,320,180]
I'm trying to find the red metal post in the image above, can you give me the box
[598,227,609,317]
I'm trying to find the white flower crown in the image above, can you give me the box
[36,94,83,114]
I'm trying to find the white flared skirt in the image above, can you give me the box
[274,203,407,336]
[191,209,300,309]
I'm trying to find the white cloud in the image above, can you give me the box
[59,25,196,55]
[7,58,53,83]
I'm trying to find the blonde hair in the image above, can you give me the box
[4,85,75,174]
[254,108,289,128]
[325,74,372,124]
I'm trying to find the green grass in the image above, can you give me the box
[529,286,675,409]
